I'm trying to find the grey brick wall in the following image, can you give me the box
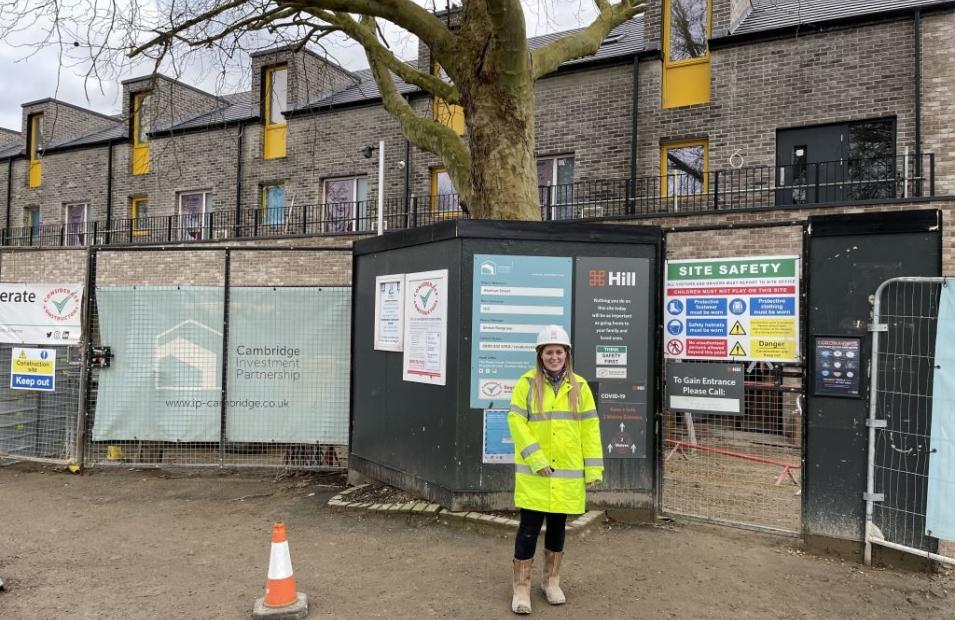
[121,75,223,134]
[712,0,755,37]
[921,11,955,196]
[0,128,19,149]
[636,17,919,185]
[251,47,357,116]
[19,100,115,149]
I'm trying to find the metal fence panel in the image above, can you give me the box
[866,277,955,566]
[662,363,803,534]
[84,247,352,470]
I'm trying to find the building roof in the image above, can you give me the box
[162,91,253,132]
[303,14,646,110]
[730,0,951,36]
[0,143,21,159]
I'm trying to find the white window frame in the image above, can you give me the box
[63,202,89,247]
[537,154,575,219]
[177,190,212,241]
[323,176,369,233]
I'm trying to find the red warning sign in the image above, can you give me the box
[686,339,727,358]
[666,339,684,355]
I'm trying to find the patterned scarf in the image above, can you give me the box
[544,368,567,395]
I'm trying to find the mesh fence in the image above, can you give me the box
[868,278,955,565]
[84,247,352,470]
[0,249,88,465]
[662,362,803,534]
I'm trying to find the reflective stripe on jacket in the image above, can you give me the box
[508,369,604,514]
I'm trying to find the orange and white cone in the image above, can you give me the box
[253,522,308,619]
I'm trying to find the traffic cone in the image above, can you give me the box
[253,522,309,619]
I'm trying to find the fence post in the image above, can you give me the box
[167,216,173,242]
[930,153,936,197]
[219,249,232,466]
[411,196,419,228]
[814,163,821,204]
[253,208,260,238]
[75,246,98,469]
[543,186,553,221]
[713,170,720,211]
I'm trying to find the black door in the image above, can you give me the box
[776,124,847,206]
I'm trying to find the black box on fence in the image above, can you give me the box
[349,219,662,511]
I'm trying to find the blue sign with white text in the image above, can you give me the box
[687,319,727,337]
[687,298,727,316]
[751,297,796,316]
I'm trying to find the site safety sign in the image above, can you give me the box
[664,256,800,363]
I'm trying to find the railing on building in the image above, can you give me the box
[0,154,937,247]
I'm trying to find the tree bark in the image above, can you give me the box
[463,76,540,221]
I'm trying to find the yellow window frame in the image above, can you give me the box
[131,92,151,175]
[263,65,288,159]
[27,113,43,188]
[662,0,712,108]
[661,139,709,198]
[432,63,465,136]
[130,196,148,237]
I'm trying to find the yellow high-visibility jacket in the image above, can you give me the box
[508,369,604,515]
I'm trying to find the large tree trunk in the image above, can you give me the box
[464,78,541,221]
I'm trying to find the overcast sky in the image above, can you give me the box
[0,2,600,132]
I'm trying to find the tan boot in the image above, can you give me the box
[541,550,566,605]
[511,558,533,614]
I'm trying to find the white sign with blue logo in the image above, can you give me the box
[10,347,56,391]
[0,284,84,345]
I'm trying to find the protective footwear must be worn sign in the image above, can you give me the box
[10,347,56,391]
[664,256,800,363]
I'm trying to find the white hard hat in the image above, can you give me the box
[536,324,571,348]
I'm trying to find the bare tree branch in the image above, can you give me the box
[530,0,645,80]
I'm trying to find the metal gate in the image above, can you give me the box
[662,363,803,534]
[0,248,88,467]
[865,277,955,566]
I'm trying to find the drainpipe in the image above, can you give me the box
[105,141,114,244]
[4,157,12,244]
[629,54,640,214]
[914,9,923,196]
[235,123,244,226]
[403,138,411,217]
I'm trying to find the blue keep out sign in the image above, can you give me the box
[11,374,54,391]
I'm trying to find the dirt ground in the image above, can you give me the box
[0,464,952,619]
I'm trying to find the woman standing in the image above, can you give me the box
[507,324,603,614]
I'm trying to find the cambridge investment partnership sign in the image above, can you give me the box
[0,284,84,346]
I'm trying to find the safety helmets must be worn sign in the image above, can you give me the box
[664,256,800,363]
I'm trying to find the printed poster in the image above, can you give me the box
[470,255,572,408]
[374,274,405,351]
[402,269,449,385]
[664,256,800,362]
[0,284,84,345]
[10,347,56,391]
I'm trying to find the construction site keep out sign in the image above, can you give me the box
[664,256,800,363]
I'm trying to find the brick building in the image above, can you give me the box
[0,0,952,264]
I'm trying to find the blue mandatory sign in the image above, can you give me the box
[729,298,747,315]
[687,298,727,317]
[667,299,684,315]
[667,319,684,336]
[687,319,728,337]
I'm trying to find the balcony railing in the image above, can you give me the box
[0,154,937,247]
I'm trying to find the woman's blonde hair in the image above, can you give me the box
[532,345,580,414]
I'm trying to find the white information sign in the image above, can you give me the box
[402,269,449,385]
[0,284,84,345]
[664,256,800,363]
[374,274,405,351]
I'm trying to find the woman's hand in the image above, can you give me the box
[586,480,602,488]
[537,466,554,477]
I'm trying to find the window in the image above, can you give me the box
[432,63,465,135]
[662,140,708,198]
[537,155,575,219]
[261,184,287,227]
[178,191,212,240]
[63,203,88,246]
[847,119,896,200]
[263,65,288,159]
[663,0,711,108]
[430,168,460,215]
[24,207,40,237]
[27,113,43,187]
[130,196,149,237]
[131,91,152,175]
[324,177,369,233]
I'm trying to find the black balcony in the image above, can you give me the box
[0,153,938,248]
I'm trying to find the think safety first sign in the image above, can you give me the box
[664,256,800,363]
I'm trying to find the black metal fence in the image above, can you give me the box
[2,154,937,247]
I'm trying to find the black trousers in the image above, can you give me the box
[514,509,567,560]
